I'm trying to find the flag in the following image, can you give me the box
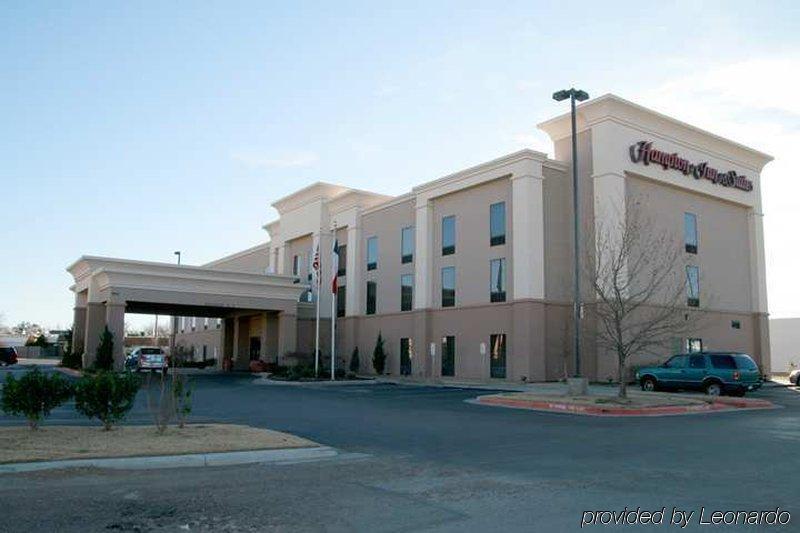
[331,239,340,294]
[311,243,320,285]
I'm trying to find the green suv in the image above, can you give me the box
[636,352,762,396]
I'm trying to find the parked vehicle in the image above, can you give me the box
[789,367,800,386]
[125,346,168,374]
[636,352,762,396]
[0,346,18,366]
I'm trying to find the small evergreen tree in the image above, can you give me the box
[94,326,114,371]
[349,347,360,373]
[372,333,387,375]
[74,371,140,430]
[1,368,74,430]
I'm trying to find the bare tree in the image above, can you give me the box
[589,198,702,399]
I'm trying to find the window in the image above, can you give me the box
[401,226,414,264]
[180,317,185,333]
[216,318,221,329]
[665,355,688,368]
[203,317,209,330]
[366,237,378,270]
[401,274,413,312]
[366,281,377,315]
[202,345,207,360]
[441,266,455,307]
[191,317,196,331]
[710,354,736,369]
[337,285,346,317]
[689,355,706,369]
[731,320,741,330]
[733,354,758,371]
[684,212,698,254]
[400,338,412,376]
[337,245,347,276]
[490,202,506,246]
[442,215,455,255]
[307,251,314,282]
[490,258,506,302]
[686,266,700,307]
[441,336,455,377]
[490,333,506,378]
[292,254,301,276]
[686,338,703,353]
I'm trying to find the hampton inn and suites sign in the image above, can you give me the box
[629,141,753,192]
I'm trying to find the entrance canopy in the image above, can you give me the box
[67,256,305,369]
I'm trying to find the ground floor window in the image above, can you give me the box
[400,337,412,376]
[686,338,703,353]
[490,333,506,378]
[249,337,261,361]
[441,336,455,377]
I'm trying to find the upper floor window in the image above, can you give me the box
[191,317,197,331]
[490,258,506,302]
[401,226,414,264]
[366,281,377,315]
[216,318,222,329]
[686,265,700,307]
[442,215,455,256]
[337,244,347,276]
[307,250,314,281]
[367,237,378,271]
[401,274,414,312]
[180,317,185,333]
[292,254,301,276]
[337,285,346,317]
[203,317,209,330]
[441,266,456,307]
[684,212,698,254]
[490,202,506,246]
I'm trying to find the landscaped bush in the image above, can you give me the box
[177,359,217,369]
[74,371,141,430]
[1,368,74,430]
[61,350,83,370]
[93,326,115,371]
[349,347,360,374]
[373,332,387,375]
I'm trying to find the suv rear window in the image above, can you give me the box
[733,355,758,370]
[709,354,736,369]
[140,348,163,355]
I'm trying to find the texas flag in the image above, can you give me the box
[331,239,340,294]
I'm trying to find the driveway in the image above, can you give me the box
[0,366,798,532]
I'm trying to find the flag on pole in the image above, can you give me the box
[312,243,320,285]
[331,239,340,294]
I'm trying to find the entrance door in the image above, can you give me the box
[490,333,506,379]
[400,338,412,376]
[441,336,455,377]
[249,337,261,361]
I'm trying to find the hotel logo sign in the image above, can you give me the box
[629,141,753,192]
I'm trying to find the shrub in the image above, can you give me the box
[373,332,387,375]
[349,347,360,373]
[1,368,74,430]
[74,371,140,430]
[172,375,193,429]
[61,350,83,370]
[94,326,115,371]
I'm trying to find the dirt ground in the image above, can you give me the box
[0,424,318,464]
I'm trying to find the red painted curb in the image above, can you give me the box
[476,395,774,416]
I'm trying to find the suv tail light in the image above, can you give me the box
[733,370,741,381]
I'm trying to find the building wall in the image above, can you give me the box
[769,318,800,373]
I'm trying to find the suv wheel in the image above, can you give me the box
[704,381,722,396]
[641,377,657,392]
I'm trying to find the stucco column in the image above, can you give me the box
[105,300,126,371]
[259,312,269,362]
[276,245,286,275]
[72,291,88,356]
[235,316,250,370]
[231,315,241,363]
[414,200,433,309]
[277,311,297,363]
[748,209,770,371]
[345,224,362,316]
[511,171,545,300]
[83,302,106,368]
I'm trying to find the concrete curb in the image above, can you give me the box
[254,377,378,387]
[0,446,338,474]
[469,395,777,417]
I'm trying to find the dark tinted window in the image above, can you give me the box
[337,285,346,317]
[442,216,455,255]
[710,354,736,369]
[400,274,413,312]
[665,355,687,369]
[684,212,698,253]
[734,354,758,370]
[366,237,378,271]
[441,267,455,307]
[401,227,414,264]
[141,348,163,355]
[490,258,506,302]
[366,281,377,315]
[490,202,506,246]
[490,333,506,378]
[337,245,347,276]
[689,355,706,369]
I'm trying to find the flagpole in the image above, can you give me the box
[314,236,321,378]
[331,225,337,381]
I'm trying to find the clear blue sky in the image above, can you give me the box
[2,1,799,330]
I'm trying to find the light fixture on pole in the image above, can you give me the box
[552,88,589,382]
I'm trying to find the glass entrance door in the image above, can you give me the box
[441,336,455,377]
[490,333,506,378]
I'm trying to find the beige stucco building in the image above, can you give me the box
[70,94,773,380]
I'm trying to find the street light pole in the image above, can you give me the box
[553,88,589,380]
[170,251,181,358]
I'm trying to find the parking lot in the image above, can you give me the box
[1,364,799,532]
